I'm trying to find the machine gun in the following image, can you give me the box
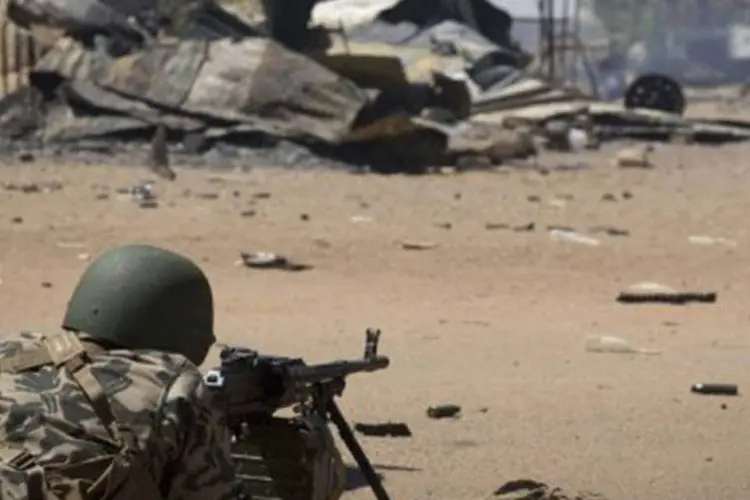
[204,328,391,500]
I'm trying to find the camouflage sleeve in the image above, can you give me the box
[157,360,237,500]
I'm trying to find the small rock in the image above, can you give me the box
[95,193,110,200]
[527,195,541,203]
[252,192,271,199]
[240,209,256,218]
[300,213,310,221]
[41,282,52,288]
[10,216,22,224]
[622,190,633,199]
[601,193,617,201]
[434,222,452,230]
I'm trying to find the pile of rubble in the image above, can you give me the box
[2,0,750,172]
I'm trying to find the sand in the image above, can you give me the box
[1,141,749,500]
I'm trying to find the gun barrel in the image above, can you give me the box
[286,355,390,383]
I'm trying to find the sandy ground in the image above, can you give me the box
[1,140,750,500]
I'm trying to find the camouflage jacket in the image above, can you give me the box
[0,331,237,500]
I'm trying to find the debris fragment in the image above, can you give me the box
[195,192,219,200]
[399,241,438,251]
[354,422,412,438]
[548,229,601,246]
[691,383,739,396]
[585,335,661,355]
[589,226,630,237]
[350,215,373,223]
[492,478,607,500]
[238,252,311,271]
[614,144,655,168]
[688,235,737,247]
[126,182,159,208]
[427,404,461,419]
[617,282,717,304]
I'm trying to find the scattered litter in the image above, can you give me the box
[128,182,158,208]
[688,235,737,247]
[548,198,567,209]
[617,282,717,304]
[350,215,373,223]
[691,383,739,396]
[589,226,630,237]
[2,181,63,193]
[585,335,661,355]
[485,222,535,232]
[613,144,655,168]
[195,192,219,200]
[427,404,461,419]
[492,479,607,500]
[399,241,438,251]
[549,229,601,246]
[237,252,311,271]
[353,422,412,437]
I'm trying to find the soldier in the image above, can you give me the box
[0,244,236,500]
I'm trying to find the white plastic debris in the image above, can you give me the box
[549,229,601,246]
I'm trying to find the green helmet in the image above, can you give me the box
[62,244,215,366]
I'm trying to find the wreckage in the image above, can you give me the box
[1,0,750,171]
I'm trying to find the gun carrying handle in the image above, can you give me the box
[326,400,391,500]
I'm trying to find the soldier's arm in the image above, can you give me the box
[158,360,237,500]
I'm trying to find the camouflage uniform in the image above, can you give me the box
[0,331,237,500]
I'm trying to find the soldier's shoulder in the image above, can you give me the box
[96,349,197,384]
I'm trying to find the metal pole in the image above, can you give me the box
[327,400,391,500]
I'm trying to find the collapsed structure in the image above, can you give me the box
[1,0,750,171]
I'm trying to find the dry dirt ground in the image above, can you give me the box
[1,140,750,500]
